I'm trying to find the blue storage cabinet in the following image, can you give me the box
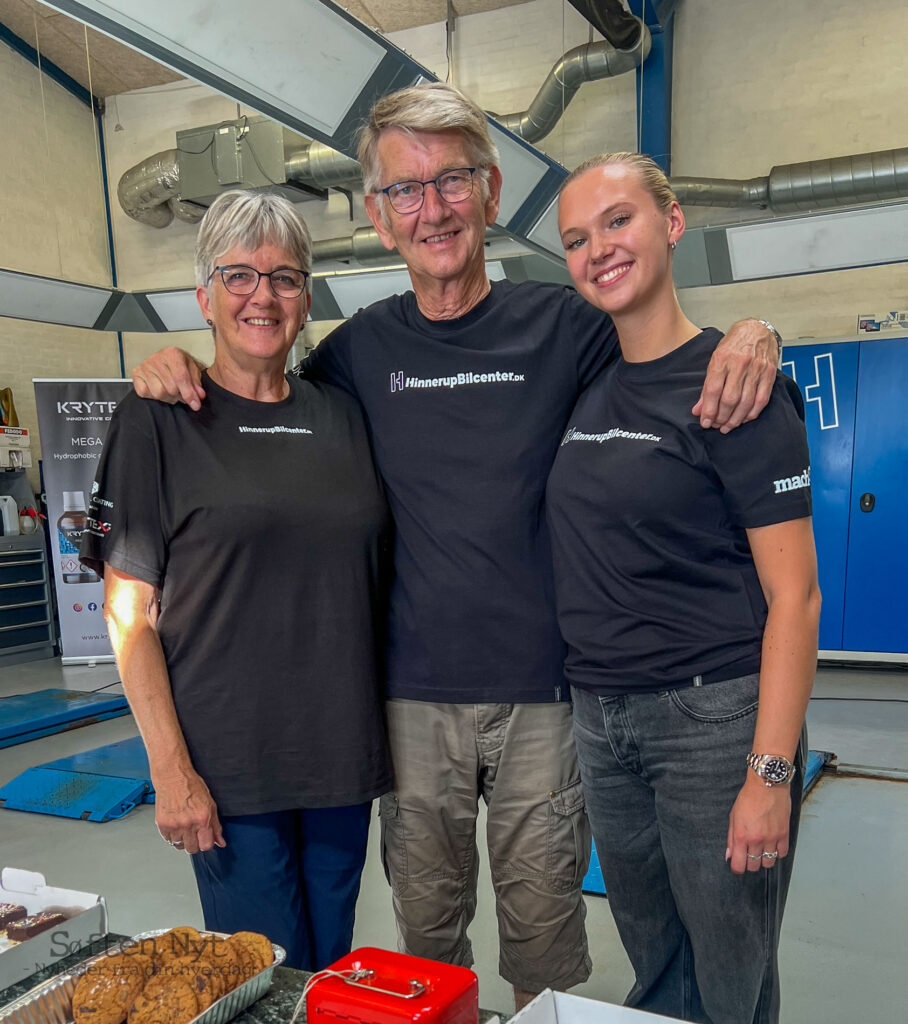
[842,337,908,653]
[782,336,908,658]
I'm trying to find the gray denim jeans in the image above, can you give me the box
[380,699,592,992]
[572,676,805,1024]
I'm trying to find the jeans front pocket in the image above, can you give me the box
[545,778,591,893]
[669,673,760,724]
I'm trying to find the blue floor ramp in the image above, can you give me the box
[582,748,835,896]
[0,689,129,749]
[0,736,154,822]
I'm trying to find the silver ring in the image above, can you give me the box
[746,853,762,861]
[762,850,779,860]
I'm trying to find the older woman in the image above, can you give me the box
[546,154,821,1023]
[81,190,391,971]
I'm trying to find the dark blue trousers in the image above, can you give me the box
[191,803,372,971]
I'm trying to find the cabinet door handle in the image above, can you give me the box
[859,492,875,513]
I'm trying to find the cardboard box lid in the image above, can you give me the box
[511,990,686,1024]
[0,867,101,912]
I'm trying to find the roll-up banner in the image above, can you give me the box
[34,379,132,663]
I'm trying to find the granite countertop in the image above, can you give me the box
[1,934,503,1024]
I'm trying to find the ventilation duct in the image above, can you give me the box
[312,227,388,265]
[491,30,650,144]
[118,25,650,230]
[117,150,204,228]
[284,143,362,189]
[672,148,908,212]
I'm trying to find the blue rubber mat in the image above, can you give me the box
[803,748,831,796]
[0,736,154,822]
[0,689,129,749]
[582,748,834,896]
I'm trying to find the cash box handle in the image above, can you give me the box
[342,970,427,1000]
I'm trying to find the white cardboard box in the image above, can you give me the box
[0,428,30,450]
[511,990,685,1024]
[0,449,31,469]
[0,867,108,992]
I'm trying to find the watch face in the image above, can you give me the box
[762,757,792,783]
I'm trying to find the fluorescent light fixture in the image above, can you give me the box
[0,268,112,328]
[491,125,551,225]
[525,196,564,259]
[727,202,908,281]
[46,1,385,137]
[326,269,413,319]
[325,263,508,318]
[144,290,209,331]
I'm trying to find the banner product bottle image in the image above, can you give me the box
[58,490,100,583]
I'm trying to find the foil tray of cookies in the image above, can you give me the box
[0,926,285,1024]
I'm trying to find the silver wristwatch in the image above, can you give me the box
[746,752,796,787]
[755,319,784,367]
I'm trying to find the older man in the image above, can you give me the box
[133,83,779,1008]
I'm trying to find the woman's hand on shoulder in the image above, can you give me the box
[132,347,207,410]
[725,774,792,875]
[153,764,225,854]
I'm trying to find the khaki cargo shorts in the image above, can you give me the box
[379,699,592,992]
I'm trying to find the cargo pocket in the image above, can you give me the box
[379,792,409,895]
[545,779,590,893]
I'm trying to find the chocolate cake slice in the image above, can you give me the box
[0,903,27,930]
[6,912,66,940]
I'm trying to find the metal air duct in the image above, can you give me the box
[117,150,204,227]
[672,148,908,212]
[491,29,651,144]
[312,227,389,265]
[285,142,362,189]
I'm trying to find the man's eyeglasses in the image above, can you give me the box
[209,265,309,298]
[381,167,478,214]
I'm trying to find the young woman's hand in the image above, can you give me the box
[726,774,792,874]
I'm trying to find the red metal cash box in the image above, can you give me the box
[307,948,479,1024]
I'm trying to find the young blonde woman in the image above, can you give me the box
[546,154,820,1023]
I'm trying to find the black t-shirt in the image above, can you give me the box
[81,373,392,815]
[300,280,618,703]
[546,328,812,695]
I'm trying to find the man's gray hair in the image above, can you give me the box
[194,189,312,297]
[358,83,500,218]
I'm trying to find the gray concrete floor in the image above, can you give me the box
[0,659,905,1022]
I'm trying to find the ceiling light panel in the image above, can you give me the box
[325,263,508,319]
[43,1,390,136]
[524,195,563,259]
[0,269,112,328]
[490,125,551,225]
[727,203,908,280]
[143,290,209,332]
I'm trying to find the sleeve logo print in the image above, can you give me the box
[389,369,525,393]
[773,467,810,494]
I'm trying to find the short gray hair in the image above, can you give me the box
[358,83,500,218]
[194,189,312,297]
